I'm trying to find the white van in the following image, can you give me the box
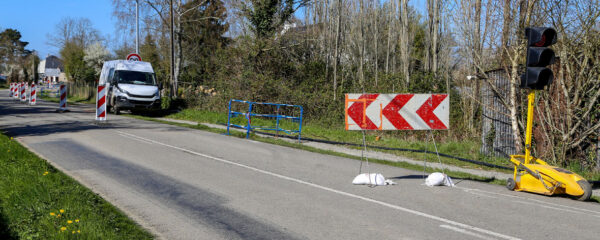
[99,60,161,114]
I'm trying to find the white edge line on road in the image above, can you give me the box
[439,224,497,240]
[116,130,521,240]
[118,133,154,145]
[512,200,600,218]
[457,187,600,216]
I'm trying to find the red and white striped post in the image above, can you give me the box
[16,82,21,100]
[29,83,36,105]
[13,83,19,100]
[9,83,13,98]
[20,82,27,102]
[58,84,67,111]
[96,84,107,121]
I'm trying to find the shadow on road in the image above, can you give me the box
[390,174,497,184]
[36,139,303,240]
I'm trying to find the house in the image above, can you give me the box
[38,55,65,83]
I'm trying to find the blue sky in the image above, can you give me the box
[0,0,427,59]
[0,0,116,58]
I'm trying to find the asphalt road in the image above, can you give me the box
[1,90,599,240]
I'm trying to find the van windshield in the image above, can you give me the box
[114,70,156,85]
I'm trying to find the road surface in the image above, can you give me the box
[1,90,599,240]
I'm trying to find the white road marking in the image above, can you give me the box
[440,224,497,240]
[118,133,154,145]
[116,130,521,240]
[457,187,600,217]
[464,189,499,199]
[512,200,600,218]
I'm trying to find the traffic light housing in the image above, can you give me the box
[520,27,557,90]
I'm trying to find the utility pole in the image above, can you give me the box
[136,0,139,54]
[170,0,175,98]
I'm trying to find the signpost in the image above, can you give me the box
[126,53,142,61]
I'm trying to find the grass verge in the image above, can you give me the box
[0,133,153,239]
[40,94,95,105]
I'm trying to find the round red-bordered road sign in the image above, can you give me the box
[126,53,142,61]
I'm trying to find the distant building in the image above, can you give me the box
[38,55,65,83]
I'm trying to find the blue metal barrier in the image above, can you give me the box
[227,99,303,141]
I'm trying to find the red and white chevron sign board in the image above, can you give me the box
[9,83,13,98]
[29,83,36,105]
[345,93,449,130]
[96,85,107,121]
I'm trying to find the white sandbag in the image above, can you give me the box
[425,172,455,187]
[352,173,395,186]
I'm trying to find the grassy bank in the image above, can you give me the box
[0,133,153,239]
[40,94,95,105]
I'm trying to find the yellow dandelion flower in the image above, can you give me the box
[50,212,55,216]
[77,230,80,233]
[43,171,48,176]
[75,219,80,223]
[72,230,75,234]
[59,209,64,213]
[57,214,61,218]
[10,137,13,140]
[60,227,67,231]
[67,220,73,224]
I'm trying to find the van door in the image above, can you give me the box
[107,68,115,106]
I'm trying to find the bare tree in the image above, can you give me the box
[399,0,410,84]
[46,17,102,50]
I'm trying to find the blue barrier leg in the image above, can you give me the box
[246,103,253,139]
[276,105,280,137]
[298,106,303,142]
[226,99,232,135]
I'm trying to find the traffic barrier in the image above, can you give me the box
[226,99,303,140]
[29,83,36,105]
[58,84,67,111]
[15,83,21,100]
[9,83,13,98]
[96,84,107,121]
[20,82,27,102]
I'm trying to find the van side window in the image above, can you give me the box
[108,68,115,84]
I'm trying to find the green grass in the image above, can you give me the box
[40,94,95,105]
[0,133,153,239]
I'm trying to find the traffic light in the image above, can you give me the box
[520,27,557,90]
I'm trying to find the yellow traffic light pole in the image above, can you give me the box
[507,90,592,201]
